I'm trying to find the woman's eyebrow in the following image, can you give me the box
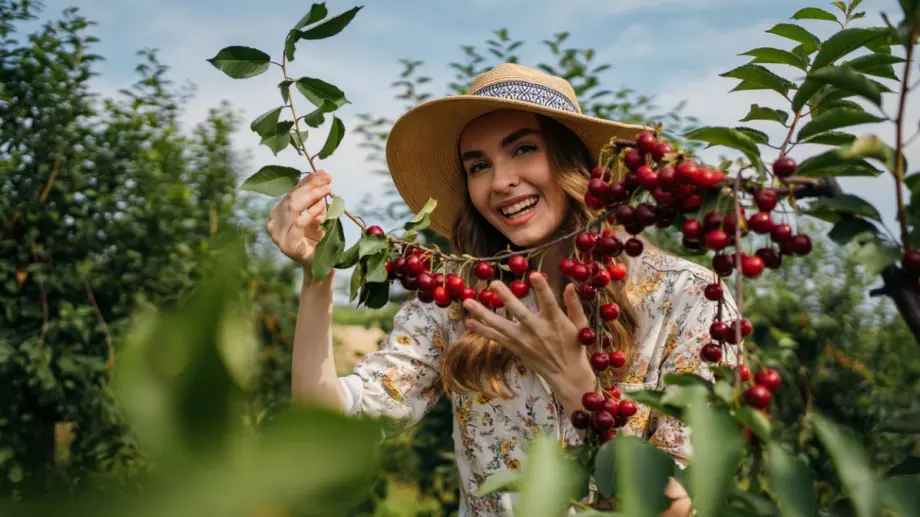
[460,128,541,162]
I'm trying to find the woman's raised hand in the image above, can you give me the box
[265,170,331,272]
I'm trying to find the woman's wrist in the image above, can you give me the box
[549,358,596,418]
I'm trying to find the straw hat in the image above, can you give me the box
[385,62,652,237]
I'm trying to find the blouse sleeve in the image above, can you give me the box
[645,272,741,467]
[337,296,446,438]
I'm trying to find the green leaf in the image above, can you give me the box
[808,194,881,222]
[832,1,847,13]
[741,47,808,70]
[734,126,770,145]
[740,104,789,125]
[312,219,345,281]
[735,406,772,442]
[611,435,674,517]
[290,129,309,151]
[626,390,683,419]
[881,477,920,517]
[594,440,617,498]
[683,126,763,168]
[279,80,293,103]
[336,242,360,269]
[803,131,856,146]
[360,281,390,309]
[260,122,295,155]
[812,28,886,70]
[686,386,743,517]
[844,53,904,80]
[767,23,821,54]
[358,234,389,258]
[476,470,523,496]
[796,108,883,141]
[906,172,920,194]
[792,7,838,22]
[294,3,328,30]
[721,64,792,96]
[767,443,816,517]
[662,373,713,389]
[239,166,300,196]
[206,46,271,79]
[250,107,283,136]
[795,149,882,178]
[812,414,878,517]
[888,456,920,476]
[303,108,326,128]
[349,261,365,302]
[828,218,879,246]
[791,78,825,112]
[295,77,350,112]
[284,30,298,62]
[298,6,362,40]
[324,195,346,222]
[807,66,883,107]
[403,198,438,234]
[365,253,389,283]
[875,411,920,433]
[318,117,345,159]
[853,238,901,276]
[516,435,581,517]
[840,134,897,172]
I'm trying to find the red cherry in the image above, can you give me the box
[508,255,529,275]
[696,168,726,189]
[576,232,598,252]
[779,238,797,256]
[636,132,658,155]
[592,410,615,430]
[578,327,597,345]
[624,238,644,257]
[392,257,407,275]
[401,274,419,291]
[771,223,793,243]
[592,270,612,287]
[510,280,530,298]
[658,166,677,188]
[722,213,740,234]
[609,350,626,368]
[636,203,658,227]
[703,212,723,231]
[791,234,812,255]
[682,219,702,239]
[741,254,765,278]
[596,236,623,257]
[478,288,494,306]
[608,263,627,281]
[571,410,590,429]
[461,287,477,302]
[712,254,734,276]
[601,397,619,415]
[601,429,617,442]
[618,400,638,417]
[488,293,505,309]
[700,343,723,363]
[754,368,782,392]
[432,272,444,286]
[604,385,621,400]
[705,230,730,250]
[748,212,774,234]
[418,288,435,303]
[754,189,779,211]
[614,204,635,225]
[624,148,644,170]
[434,286,451,307]
[653,141,675,161]
[588,178,611,199]
[591,167,611,181]
[756,247,782,269]
[652,186,676,206]
[730,318,754,338]
[560,258,577,277]
[682,237,702,251]
[582,392,605,411]
[738,364,752,382]
[681,194,703,211]
[406,255,425,276]
[744,385,772,409]
[636,165,658,190]
[571,264,590,282]
[676,162,699,184]
[590,352,610,371]
[608,181,628,202]
[903,249,920,277]
[366,225,385,236]
[772,157,796,178]
[474,261,494,280]
[704,283,723,301]
[447,274,466,298]
[417,271,436,292]
[709,321,729,341]
[585,193,604,210]
[601,303,620,321]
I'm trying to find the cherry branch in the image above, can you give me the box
[893,24,916,247]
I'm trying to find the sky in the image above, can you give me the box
[35,0,917,288]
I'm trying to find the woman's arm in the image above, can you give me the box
[290,270,345,410]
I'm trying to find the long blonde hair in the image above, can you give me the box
[442,115,640,398]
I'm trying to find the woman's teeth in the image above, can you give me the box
[500,196,538,218]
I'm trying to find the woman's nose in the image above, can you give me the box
[491,162,520,193]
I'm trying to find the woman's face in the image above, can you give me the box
[459,110,570,248]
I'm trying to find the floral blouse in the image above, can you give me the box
[338,247,740,517]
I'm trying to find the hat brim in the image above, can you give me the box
[385,95,652,237]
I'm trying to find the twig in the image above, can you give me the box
[82,276,115,374]
[39,155,61,205]
[893,25,916,246]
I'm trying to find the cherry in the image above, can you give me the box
[636,132,658,155]
[560,258,577,277]
[618,400,638,418]
[591,167,611,181]
[589,178,611,199]
[771,223,793,243]
[582,392,605,411]
[432,272,444,286]
[366,225,385,236]
[696,168,726,189]
[590,352,610,371]
[756,247,782,269]
[741,254,765,278]
[418,288,435,303]
[608,263,628,281]
[705,230,730,250]
[681,194,703,211]
[744,385,772,409]
[737,364,752,382]
[572,264,590,282]
[578,327,597,345]
[683,237,702,251]
[601,398,619,415]
[624,148,644,170]
[478,288,495,306]
[488,292,505,309]
[417,271,436,292]
[392,257,407,275]
[682,219,702,239]
[722,213,740,234]
[510,280,530,298]
[386,261,397,280]
[610,350,627,368]
[652,186,676,206]
[704,283,723,301]
[700,343,723,363]
[608,181,628,202]
[461,287,477,302]
[772,157,797,178]
[401,274,419,291]
[754,368,782,392]
[571,410,590,429]
[592,410,615,430]
[604,385,621,400]
[585,193,604,210]
[474,261,495,280]
[748,212,774,234]
[676,162,700,184]
[625,220,646,236]
[447,274,466,298]
[614,204,635,225]
[730,318,754,338]
[508,255,529,275]
[636,165,658,190]
[791,234,812,255]
[657,166,677,189]
[903,249,920,277]
[636,203,658,227]
[779,238,797,256]
[406,255,425,276]
[624,238,644,257]
[601,303,620,321]
[653,141,675,161]
[592,270,612,287]
[712,254,734,276]
[601,429,617,442]
[434,286,451,307]
[602,335,613,350]
[576,232,598,252]
[710,321,729,341]
[597,236,623,257]
[754,189,779,211]
[703,212,723,231]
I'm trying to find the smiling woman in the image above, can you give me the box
[270,62,741,517]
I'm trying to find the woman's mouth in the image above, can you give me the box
[498,195,539,224]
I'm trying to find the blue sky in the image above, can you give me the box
[38,0,915,278]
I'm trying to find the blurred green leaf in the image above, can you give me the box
[792,7,838,22]
[516,434,581,517]
[796,109,883,141]
[888,456,920,476]
[298,6,362,40]
[360,281,391,309]
[828,218,879,246]
[403,198,438,234]
[295,77,350,112]
[843,53,904,80]
[318,116,345,159]
[734,126,770,145]
[803,131,856,146]
[735,406,772,442]
[881,476,920,517]
[594,439,617,499]
[791,78,825,112]
[350,261,365,302]
[611,435,674,517]
[294,3,328,30]
[684,126,763,169]
[874,411,920,433]
[767,23,821,54]
[476,469,522,496]
[239,166,300,196]
[808,194,881,222]
[365,253,389,283]
[662,373,713,389]
[206,46,271,79]
[686,386,743,517]
[807,66,883,107]
[812,414,879,517]
[768,443,816,517]
[795,149,882,178]
[279,79,293,103]
[812,28,886,69]
[852,238,901,276]
[324,195,346,222]
[740,104,789,125]
[839,134,897,172]
[626,389,683,419]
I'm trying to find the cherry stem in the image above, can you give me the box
[732,173,746,392]
[893,24,916,248]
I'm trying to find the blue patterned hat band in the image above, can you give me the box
[471,80,580,114]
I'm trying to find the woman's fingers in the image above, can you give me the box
[464,318,515,353]
[462,298,517,339]
[563,283,589,329]
[528,272,565,323]
[489,280,539,329]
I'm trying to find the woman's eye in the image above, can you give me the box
[514,144,537,156]
[468,162,488,175]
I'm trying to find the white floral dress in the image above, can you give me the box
[338,247,740,516]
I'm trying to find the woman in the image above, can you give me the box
[266,63,739,517]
